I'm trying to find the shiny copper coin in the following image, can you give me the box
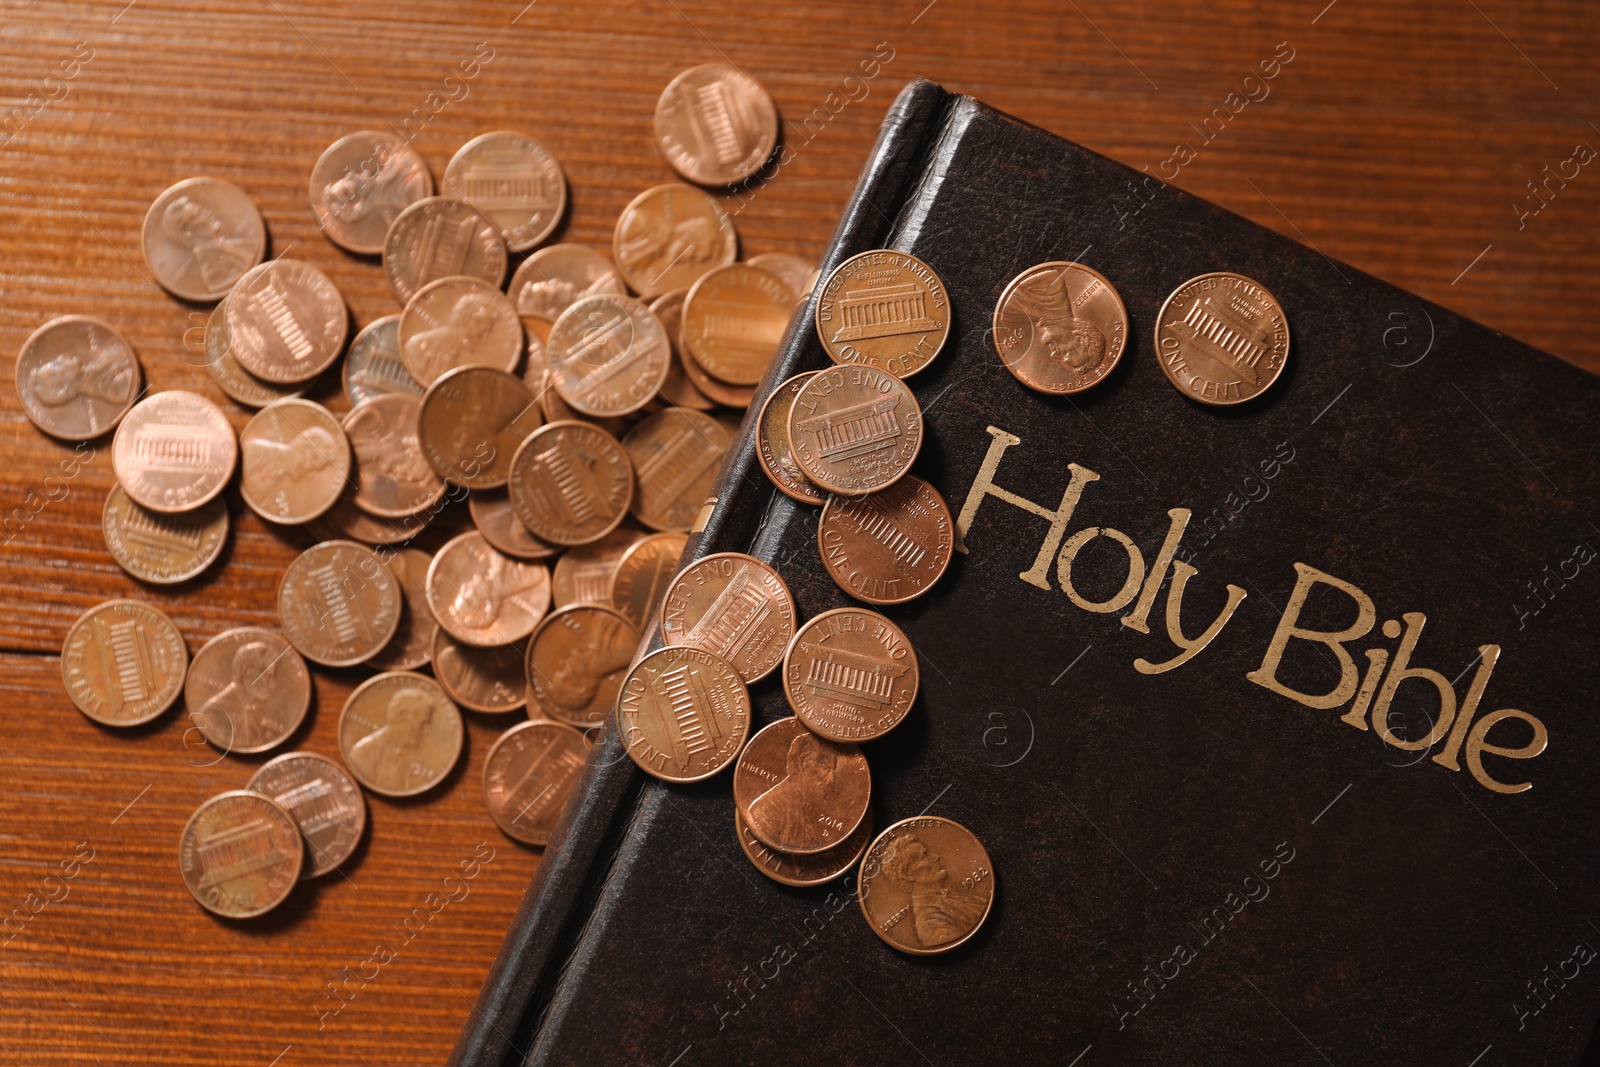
[859,816,995,955]
[470,488,559,560]
[102,484,227,585]
[142,177,266,302]
[747,252,815,299]
[552,526,644,609]
[536,380,634,438]
[681,263,793,386]
[277,540,402,667]
[309,130,434,255]
[623,408,731,532]
[398,275,523,387]
[1154,271,1290,405]
[184,627,311,754]
[659,551,795,684]
[178,791,303,918]
[648,290,715,411]
[736,809,871,887]
[677,327,755,407]
[818,474,953,605]
[313,489,432,546]
[787,365,922,496]
[383,196,508,305]
[734,717,869,854]
[338,671,463,798]
[239,399,350,524]
[525,604,640,728]
[112,390,237,513]
[993,261,1128,395]
[509,244,628,322]
[343,315,422,406]
[612,183,737,299]
[521,317,550,386]
[616,645,749,782]
[367,548,437,672]
[61,599,187,727]
[756,371,825,504]
[343,394,447,518]
[247,751,366,879]
[654,63,778,187]
[444,130,567,253]
[610,532,687,632]
[225,260,349,385]
[545,295,671,418]
[508,421,634,546]
[425,531,551,647]
[205,301,303,408]
[16,316,140,440]
[432,629,526,714]
[483,720,589,845]
[815,249,949,378]
[783,606,918,742]
[418,366,542,489]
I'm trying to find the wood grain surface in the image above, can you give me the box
[0,2,1595,1064]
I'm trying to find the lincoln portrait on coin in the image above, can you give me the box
[405,292,500,382]
[195,639,283,750]
[1013,268,1107,374]
[162,195,257,292]
[348,687,436,789]
[876,833,988,948]
[747,731,844,852]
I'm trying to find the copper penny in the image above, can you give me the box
[545,295,671,418]
[993,261,1128,395]
[610,531,687,632]
[367,547,437,672]
[383,196,508,305]
[735,809,871,887]
[142,177,266,302]
[343,394,447,518]
[398,275,523,387]
[443,130,567,253]
[239,399,350,524]
[659,551,795,684]
[205,301,303,408]
[313,489,432,547]
[483,720,589,846]
[432,629,526,714]
[61,599,187,727]
[756,371,825,504]
[425,530,551,647]
[623,408,731,532]
[507,421,634,546]
[817,474,953,605]
[677,327,755,407]
[747,252,815,299]
[733,717,870,855]
[654,63,778,187]
[309,130,434,256]
[616,646,749,782]
[552,527,644,609]
[247,751,367,879]
[277,539,402,667]
[521,317,550,386]
[16,316,140,440]
[612,183,737,298]
[1154,271,1290,405]
[112,390,237,513]
[681,263,794,386]
[178,791,303,918]
[102,484,227,585]
[783,606,919,743]
[859,816,995,955]
[225,260,349,385]
[648,290,715,411]
[469,489,559,560]
[536,381,635,438]
[184,627,311,754]
[525,604,640,728]
[418,366,542,489]
[787,365,922,496]
[509,244,627,322]
[338,671,463,798]
[343,314,422,406]
[815,249,949,378]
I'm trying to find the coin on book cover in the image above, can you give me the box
[383,196,508,305]
[278,540,403,667]
[817,474,953,605]
[338,671,463,798]
[179,790,303,918]
[426,531,551,647]
[525,604,640,728]
[398,275,523,387]
[469,488,560,560]
[648,290,717,411]
[814,249,949,379]
[612,183,738,298]
[225,259,349,384]
[102,484,228,585]
[610,532,688,632]
[552,527,643,609]
[617,645,749,782]
[680,263,794,386]
[366,547,437,672]
[483,719,590,846]
[239,399,350,525]
[734,717,870,855]
[205,301,304,408]
[993,261,1128,395]
[343,315,423,406]
[786,365,922,496]
[309,130,434,255]
[432,629,526,714]
[509,243,628,322]
[417,365,543,489]
[444,130,568,253]
[622,408,731,532]
[112,390,237,513]
[756,371,826,504]
[142,176,266,302]
[654,63,778,187]
[858,816,995,955]
[1154,271,1289,405]
[343,394,448,519]
[184,627,310,754]
[784,606,919,742]
[61,599,188,727]
[736,808,872,887]
[247,751,366,879]
[508,420,634,546]
[545,294,671,418]
[659,551,796,684]
[748,253,816,300]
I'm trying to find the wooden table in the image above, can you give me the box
[1,2,1594,1064]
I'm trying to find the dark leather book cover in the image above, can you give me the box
[452,79,1600,1066]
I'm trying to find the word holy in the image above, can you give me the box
[1145,42,1295,182]
[1515,143,1595,230]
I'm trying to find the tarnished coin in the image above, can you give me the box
[525,604,640,728]
[432,629,526,714]
[313,489,433,546]
[734,716,869,854]
[612,183,737,299]
[425,530,551,647]
[205,302,304,408]
[818,474,953,605]
[225,260,349,385]
[623,408,731,531]
[747,252,816,299]
[16,316,140,440]
[178,791,302,918]
[239,399,350,524]
[616,646,749,782]
[787,365,922,496]
[343,315,422,406]
[112,390,237,513]
[398,276,523,387]
[783,606,919,743]
[859,816,995,955]
[343,395,448,518]
[545,295,671,418]
[483,720,589,846]
[508,421,634,546]
[552,527,644,609]
[681,263,793,386]
[648,290,716,411]
[993,261,1128,395]
[756,371,825,504]
[659,552,795,684]
[142,177,266,302]
[277,540,403,667]
[102,484,227,585]
[247,751,366,879]
[338,671,463,798]
[654,63,778,187]
[443,130,568,253]
[383,196,508,305]
[469,489,559,560]
[737,809,870,887]
[367,547,437,672]
[610,532,687,632]
[61,599,188,727]
[1154,271,1290,405]
[509,244,628,322]
[309,130,434,255]
[184,627,311,754]
[815,249,949,378]
[418,366,543,489]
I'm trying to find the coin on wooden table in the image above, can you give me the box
[469,489,559,560]
[756,371,825,504]
[612,183,737,299]
[859,816,994,955]
[112,391,237,513]
[142,177,266,302]
[239,399,350,524]
[309,130,434,255]
[610,532,687,632]
[343,315,422,406]
[654,63,778,187]
[659,552,795,684]
[367,547,437,671]
[443,130,568,253]
[418,366,542,489]
[545,294,671,418]
[787,365,922,497]
[737,809,871,887]
[184,627,311,754]
[817,474,953,605]
[1154,271,1290,405]
[312,489,432,546]
[383,196,508,305]
[178,790,303,918]
[647,290,716,411]
[426,530,551,647]
[815,250,949,378]
[102,484,228,585]
[734,716,869,854]
[432,629,526,714]
[552,527,644,608]
[247,751,366,879]
[483,720,589,846]
[623,409,730,532]
[16,316,140,440]
[508,421,634,546]
[205,301,304,408]
[398,276,523,387]
[617,646,749,781]
[682,264,793,386]
[993,261,1127,395]
[783,606,919,743]
[61,599,187,727]
[338,671,463,797]
[525,604,639,728]
[278,540,402,667]
[343,394,448,519]
[225,260,349,385]
[747,253,815,300]
[509,244,627,322]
